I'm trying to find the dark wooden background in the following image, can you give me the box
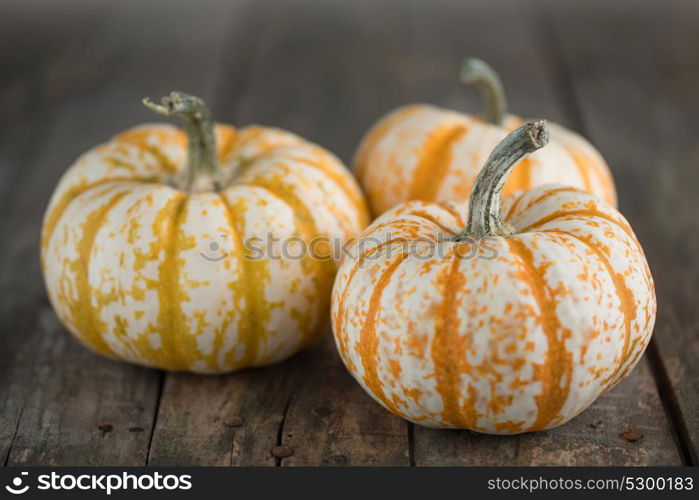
[0,0,697,466]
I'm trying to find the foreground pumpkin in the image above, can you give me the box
[332,121,654,433]
[355,58,617,216]
[41,92,369,373]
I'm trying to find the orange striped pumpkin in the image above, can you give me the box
[355,59,617,216]
[332,121,654,433]
[41,92,369,373]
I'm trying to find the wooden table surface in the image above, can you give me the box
[1,0,697,466]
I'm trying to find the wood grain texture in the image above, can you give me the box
[0,3,121,465]
[281,338,410,466]
[5,307,160,466]
[148,363,295,466]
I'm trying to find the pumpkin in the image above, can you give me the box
[41,91,370,373]
[355,58,617,216]
[332,121,655,433]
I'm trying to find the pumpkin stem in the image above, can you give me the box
[143,91,220,192]
[457,120,549,240]
[461,58,507,126]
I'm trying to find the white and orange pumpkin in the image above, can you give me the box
[332,121,654,433]
[355,59,617,216]
[41,92,370,373]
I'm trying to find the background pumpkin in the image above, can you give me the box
[332,121,654,433]
[41,91,370,373]
[355,58,617,216]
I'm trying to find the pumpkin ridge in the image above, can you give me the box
[284,152,369,223]
[506,236,573,431]
[66,188,129,357]
[519,208,635,241]
[42,178,154,265]
[215,124,239,163]
[563,143,617,207]
[568,151,593,195]
[354,105,427,180]
[267,161,356,238]
[153,194,192,369]
[357,252,408,417]
[435,201,465,224]
[240,181,335,348]
[431,252,477,428]
[504,192,527,221]
[217,191,266,368]
[360,218,433,238]
[112,127,187,173]
[519,186,584,215]
[407,210,457,236]
[333,239,404,362]
[541,228,636,386]
[134,143,180,174]
[408,123,469,203]
[360,215,455,243]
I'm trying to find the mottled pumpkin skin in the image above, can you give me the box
[355,106,617,215]
[331,185,654,433]
[41,123,370,373]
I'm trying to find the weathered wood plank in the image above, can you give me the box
[0,3,118,464]
[282,337,410,466]
[544,0,699,464]
[147,363,295,466]
[401,0,681,465]
[4,306,161,466]
[1,0,235,465]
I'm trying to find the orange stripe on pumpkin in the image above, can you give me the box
[507,237,573,430]
[519,207,635,243]
[334,239,406,364]
[354,105,426,181]
[285,152,370,227]
[408,123,469,203]
[543,229,636,386]
[522,186,584,214]
[218,191,267,369]
[66,189,129,357]
[242,180,336,348]
[215,125,239,162]
[431,251,478,428]
[357,253,407,417]
[116,127,186,173]
[502,156,535,195]
[566,147,617,207]
[153,194,193,370]
[41,178,155,266]
[408,210,457,236]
